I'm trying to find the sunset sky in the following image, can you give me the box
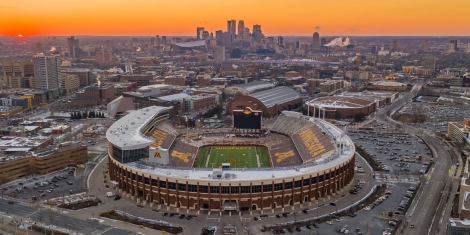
[1,0,469,37]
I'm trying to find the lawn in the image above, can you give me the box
[195,146,271,168]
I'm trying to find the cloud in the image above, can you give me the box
[0,6,18,9]
[315,26,321,31]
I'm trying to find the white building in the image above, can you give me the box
[33,53,62,98]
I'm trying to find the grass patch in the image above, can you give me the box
[100,210,183,234]
[257,147,271,167]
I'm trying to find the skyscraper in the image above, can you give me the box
[155,35,161,47]
[221,32,232,47]
[277,36,284,46]
[214,46,226,63]
[252,25,264,43]
[162,36,167,45]
[197,27,205,40]
[215,30,223,46]
[449,39,460,52]
[320,38,327,47]
[35,42,43,54]
[391,39,398,52]
[312,32,320,49]
[33,54,62,97]
[238,20,245,38]
[421,39,429,51]
[67,36,80,58]
[227,21,232,33]
[230,20,236,36]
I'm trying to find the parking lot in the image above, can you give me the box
[349,131,432,175]
[1,169,85,202]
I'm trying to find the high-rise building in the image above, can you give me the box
[466,43,470,53]
[244,28,250,38]
[252,25,264,43]
[277,36,284,46]
[238,20,245,38]
[155,35,161,47]
[230,20,236,36]
[391,39,398,52]
[95,50,105,64]
[214,46,226,63]
[312,32,320,49]
[162,36,167,45]
[215,30,223,46]
[370,45,378,55]
[197,27,205,40]
[35,42,43,54]
[150,37,156,47]
[227,21,232,34]
[33,54,62,97]
[320,38,327,47]
[202,31,210,40]
[221,32,232,47]
[67,36,80,58]
[266,37,274,45]
[449,39,460,52]
[421,39,429,51]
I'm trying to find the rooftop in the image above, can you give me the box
[157,93,190,102]
[232,81,274,92]
[308,96,374,109]
[250,86,301,108]
[369,81,406,87]
[174,40,206,48]
[106,106,169,150]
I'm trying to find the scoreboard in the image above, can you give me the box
[233,107,262,129]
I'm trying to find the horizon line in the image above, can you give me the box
[1,35,470,38]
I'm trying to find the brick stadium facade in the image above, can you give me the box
[107,107,355,213]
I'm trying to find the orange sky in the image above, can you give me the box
[1,0,469,37]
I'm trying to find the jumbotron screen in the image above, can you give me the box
[233,108,262,129]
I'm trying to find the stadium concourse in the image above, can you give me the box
[107,106,356,214]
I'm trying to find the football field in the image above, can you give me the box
[195,146,271,168]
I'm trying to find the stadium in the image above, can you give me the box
[107,106,355,213]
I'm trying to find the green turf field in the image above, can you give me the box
[195,146,271,168]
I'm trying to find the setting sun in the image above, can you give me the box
[17,34,23,37]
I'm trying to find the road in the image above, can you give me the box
[374,83,453,235]
[0,199,132,235]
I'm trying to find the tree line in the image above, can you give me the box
[70,111,106,119]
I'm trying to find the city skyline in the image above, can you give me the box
[1,0,469,37]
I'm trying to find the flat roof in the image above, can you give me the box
[157,93,190,102]
[369,81,406,86]
[174,40,206,48]
[250,86,301,108]
[106,106,169,150]
[233,81,274,92]
[138,84,172,90]
[308,96,374,109]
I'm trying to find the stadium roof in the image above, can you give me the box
[106,106,168,150]
[174,40,206,48]
[233,81,275,92]
[250,86,301,108]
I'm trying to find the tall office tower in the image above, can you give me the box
[421,39,429,51]
[35,42,43,54]
[33,54,62,97]
[67,36,80,58]
[227,21,232,33]
[215,30,223,46]
[150,37,156,47]
[449,39,460,51]
[238,20,245,38]
[214,46,226,63]
[370,45,378,55]
[391,39,398,52]
[155,35,161,47]
[230,20,236,36]
[312,32,320,49]
[252,25,264,42]
[266,37,274,45]
[320,38,327,47]
[197,27,205,39]
[277,36,284,46]
[423,56,437,72]
[210,32,214,40]
[202,31,210,40]
[162,36,167,45]
[244,28,250,38]
[221,32,232,47]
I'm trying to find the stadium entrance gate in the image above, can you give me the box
[223,200,238,211]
